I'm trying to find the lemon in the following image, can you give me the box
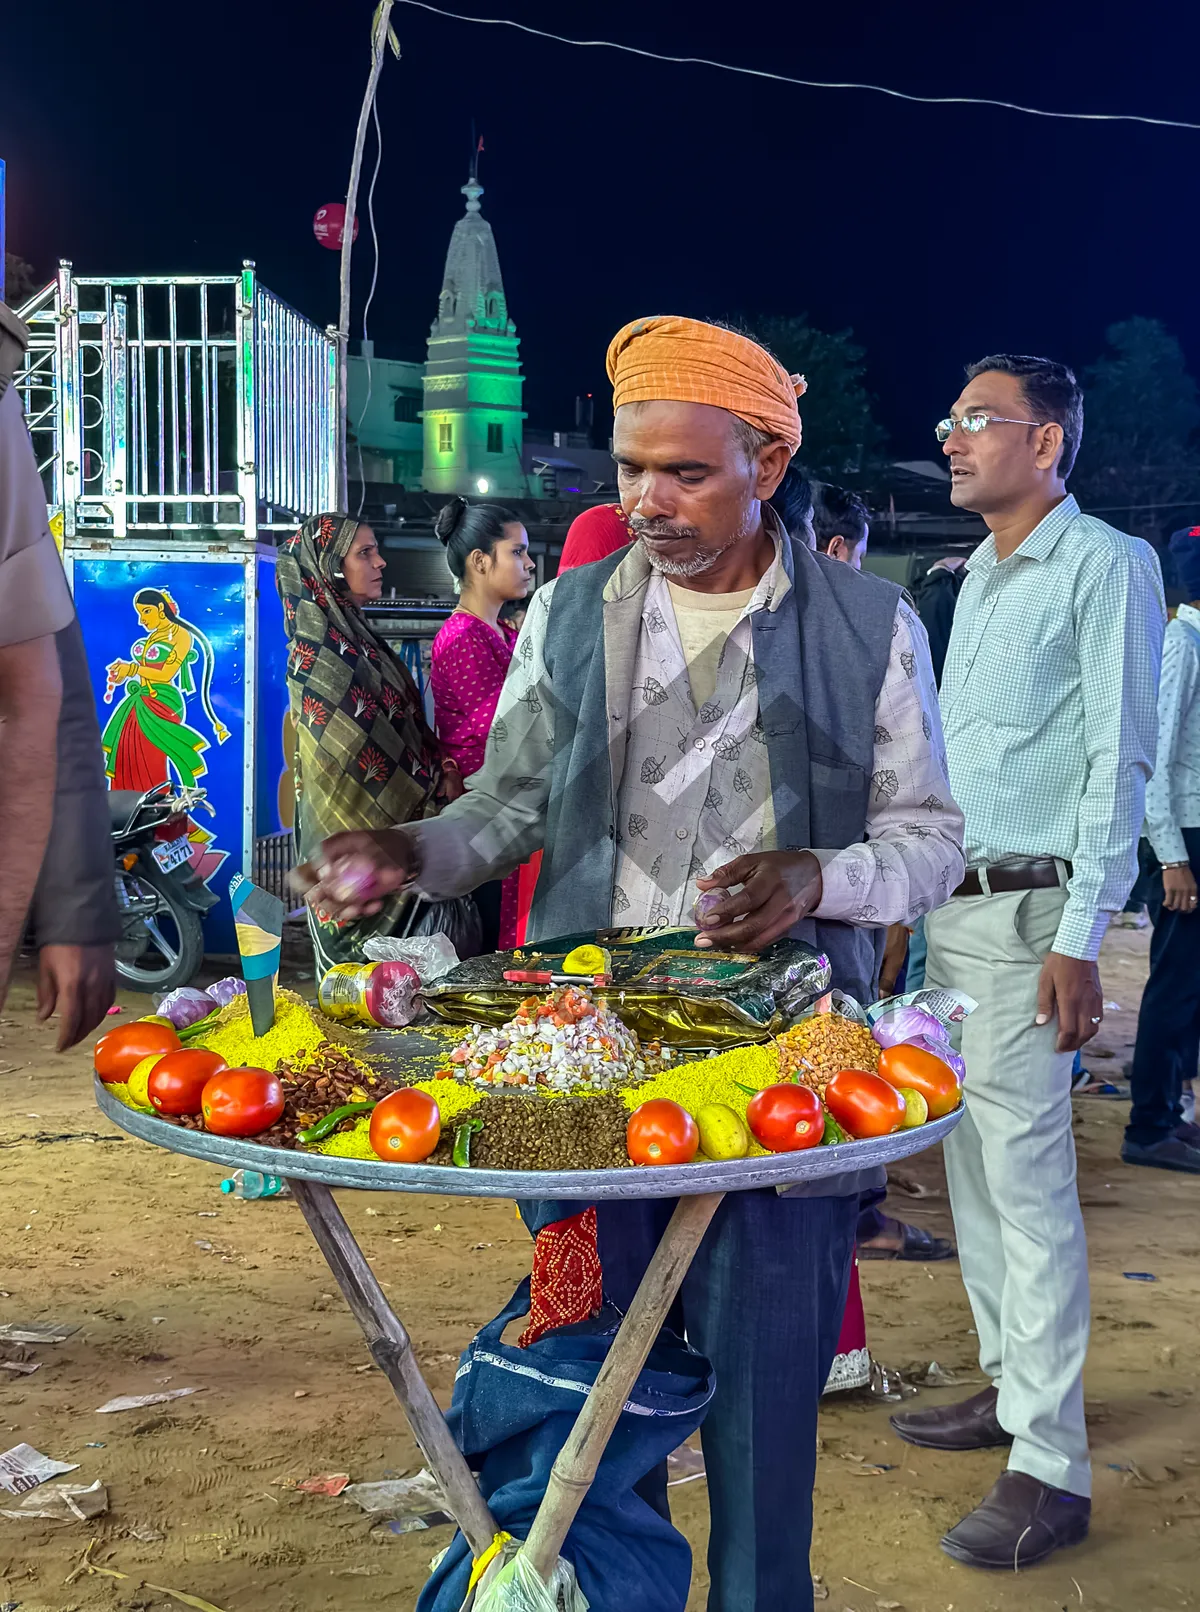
[898,1086,929,1129]
[140,1015,176,1029]
[562,943,609,977]
[126,1054,162,1110]
[696,1103,750,1161]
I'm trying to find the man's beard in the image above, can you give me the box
[631,512,751,578]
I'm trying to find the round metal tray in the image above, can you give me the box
[95,1077,962,1200]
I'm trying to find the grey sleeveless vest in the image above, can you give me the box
[534,530,900,1004]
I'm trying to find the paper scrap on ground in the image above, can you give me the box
[666,1445,706,1486]
[343,1468,451,1525]
[96,1387,203,1414]
[0,1443,80,1494]
[0,1360,40,1374]
[297,1473,351,1497]
[1,1478,108,1522]
[0,1321,79,1346]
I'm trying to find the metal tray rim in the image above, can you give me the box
[95,1077,961,1199]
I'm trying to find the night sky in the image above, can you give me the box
[6,0,1200,459]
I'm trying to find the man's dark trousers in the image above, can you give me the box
[1126,828,1200,1146]
[597,1190,856,1612]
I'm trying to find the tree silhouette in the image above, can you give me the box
[1073,317,1200,542]
[737,313,886,479]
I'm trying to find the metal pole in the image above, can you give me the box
[338,1,394,512]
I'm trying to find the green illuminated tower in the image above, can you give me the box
[422,168,527,496]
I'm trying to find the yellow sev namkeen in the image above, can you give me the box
[199,989,327,1071]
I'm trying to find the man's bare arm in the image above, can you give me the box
[0,634,63,1005]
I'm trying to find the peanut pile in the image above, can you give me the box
[776,1016,880,1096]
[174,1044,392,1149]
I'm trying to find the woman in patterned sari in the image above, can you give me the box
[278,514,447,971]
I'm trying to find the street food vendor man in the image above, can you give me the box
[301,315,965,1611]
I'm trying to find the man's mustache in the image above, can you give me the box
[630,517,702,542]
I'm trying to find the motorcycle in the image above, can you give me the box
[110,782,219,991]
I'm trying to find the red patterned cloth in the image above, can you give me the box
[519,1207,603,1348]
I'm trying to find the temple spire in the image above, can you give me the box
[421,152,526,497]
[461,173,483,216]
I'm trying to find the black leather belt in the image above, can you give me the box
[954,857,1070,898]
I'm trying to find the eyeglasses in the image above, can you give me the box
[935,413,1048,443]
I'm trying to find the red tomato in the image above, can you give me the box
[626,1099,699,1166]
[369,1088,442,1163]
[201,1068,285,1137]
[825,1068,907,1139]
[746,1083,825,1152]
[878,1043,961,1118]
[148,1048,229,1116]
[94,1020,180,1083]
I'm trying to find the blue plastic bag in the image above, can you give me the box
[417,1278,714,1612]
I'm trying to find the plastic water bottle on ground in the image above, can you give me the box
[220,1169,290,1200]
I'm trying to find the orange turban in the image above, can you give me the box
[606,315,805,451]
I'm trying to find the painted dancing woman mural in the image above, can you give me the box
[101,587,230,880]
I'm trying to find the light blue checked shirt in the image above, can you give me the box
[939,494,1165,960]
[1144,603,1200,867]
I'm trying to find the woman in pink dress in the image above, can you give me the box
[430,497,536,951]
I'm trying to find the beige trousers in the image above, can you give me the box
[925,887,1091,1498]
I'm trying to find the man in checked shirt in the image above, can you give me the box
[891,355,1166,1568]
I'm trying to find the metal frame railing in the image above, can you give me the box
[15,261,338,539]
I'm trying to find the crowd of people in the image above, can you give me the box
[2,291,1198,1608]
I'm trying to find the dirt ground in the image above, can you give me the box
[0,925,1197,1612]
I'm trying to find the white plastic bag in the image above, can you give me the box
[364,932,461,984]
[468,1542,589,1612]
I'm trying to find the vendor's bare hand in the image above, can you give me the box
[37,943,117,1052]
[291,829,417,921]
[1035,951,1103,1052]
[1162,864,1198,913]
[694,851,823,953]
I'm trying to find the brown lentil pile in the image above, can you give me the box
[776,1016,879,1096]
[427,1092,632,1172]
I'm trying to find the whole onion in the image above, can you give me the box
[871,1004,949,1049]
[911,1033,965,1084]
[328,855,385,904]
[156,986,218,1029]
[207,977,247,1008]
[692,888,730,926]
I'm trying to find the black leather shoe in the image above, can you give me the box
[941,1471,1090,1568]
[1121,1135,1200,1174]
[890,1385,1012,1451]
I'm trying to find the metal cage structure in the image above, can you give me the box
[16,260,338,539]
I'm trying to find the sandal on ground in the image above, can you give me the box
[1071,1068,1128,1099]
[859,1220,957,1262]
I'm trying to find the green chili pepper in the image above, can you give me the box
[453,1117,484,1168]
[297,1101,376,1146]
[821,1113,849,1146]
[177,1009,220,1041]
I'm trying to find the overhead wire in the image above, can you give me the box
[392,0,1200,132]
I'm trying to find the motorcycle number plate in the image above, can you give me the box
[151,837,192,874]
